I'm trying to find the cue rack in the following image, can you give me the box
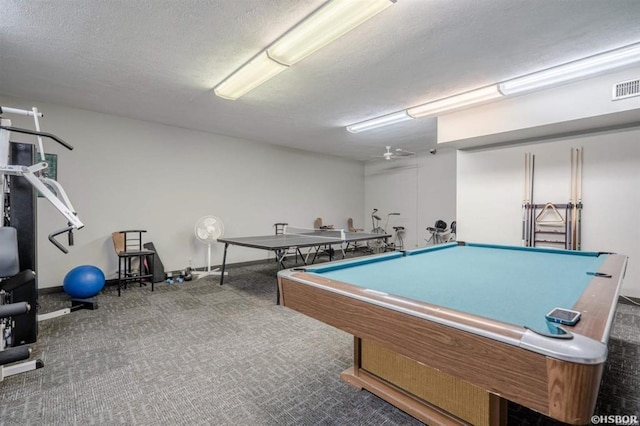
[522,148,584,249]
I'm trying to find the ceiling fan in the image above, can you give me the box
[372,146,416,160]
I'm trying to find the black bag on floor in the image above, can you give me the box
[143,242,167,283]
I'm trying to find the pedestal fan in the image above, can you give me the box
[194,215,225,278]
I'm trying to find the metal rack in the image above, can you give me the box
[522,149,584,250]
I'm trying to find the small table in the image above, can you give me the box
[278,242,627,425]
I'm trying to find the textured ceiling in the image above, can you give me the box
[1,1,640,161]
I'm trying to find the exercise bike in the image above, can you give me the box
[368,209,400,252]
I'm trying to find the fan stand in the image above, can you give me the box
[196,241,227,279]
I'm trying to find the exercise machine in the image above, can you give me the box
[391,226,405,251]
[0,227,43,381]
[0,106,84,253]
[426,220,448,245]
[0,105,86,380]
[369,209,401,252]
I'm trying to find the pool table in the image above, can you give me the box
[277,242,628,425]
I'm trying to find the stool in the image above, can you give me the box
[112,230,155,296]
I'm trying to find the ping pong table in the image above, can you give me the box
[217,229,391,300]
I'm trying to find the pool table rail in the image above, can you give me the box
[279,258,625,364]
[570,254,628,342]
[277,251,628,425]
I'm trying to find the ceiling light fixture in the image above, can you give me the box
[268,0,395,66]
[214,52,288,100]
[346,111,412,133]
[498,42,640,96]
[406,85,502,118]
[347,41,640,133]
[214,0,396,100]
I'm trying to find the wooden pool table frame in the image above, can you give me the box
[277,244,627,425]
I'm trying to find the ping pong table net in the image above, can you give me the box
[283,225,347,241]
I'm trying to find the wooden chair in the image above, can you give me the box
[315,217,336,229]
[313,218,338,259]
[112,230,155,296]
[347,218,364,232]
[347,218,366,252]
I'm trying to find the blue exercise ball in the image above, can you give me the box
[63,265,105,299]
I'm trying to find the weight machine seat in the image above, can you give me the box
[112,230,155,297]
[0,227,20,277]
[0,269,36,292]
[426,220,448,245]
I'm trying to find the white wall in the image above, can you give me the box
[438,66,640,148]
[364,149,456,249]
[1,95,364,288]
[457,126,640,297]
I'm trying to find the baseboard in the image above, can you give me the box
[619,295,640,305]
[39,286,64,295]
[162,258,274,278]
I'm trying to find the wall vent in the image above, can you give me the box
[612,78,640,100]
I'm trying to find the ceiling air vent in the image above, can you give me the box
[612,78,640,100]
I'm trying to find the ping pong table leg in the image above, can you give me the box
[311,246,322,264]
[274,249,289,305]
[276,249,287,269]
[220,243,229,285]
[296,248,306,265]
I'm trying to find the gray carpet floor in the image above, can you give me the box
[0,258,638,425]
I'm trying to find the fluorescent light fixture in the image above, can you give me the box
[214,52,288,100]
[499,42,640,96]
[344,42,640,133]
[268,0,394,66]
[346,111,412,133]
[214,0,395,100]
[407,85,502,118]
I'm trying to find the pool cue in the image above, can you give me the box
[522,153,528,246]
[529,154,535,247]
[577,147,583,250]
[568,149,574,250]
[564,204,570,249]
[571,149,580,250]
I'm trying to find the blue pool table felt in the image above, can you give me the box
[305,244,607,332]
